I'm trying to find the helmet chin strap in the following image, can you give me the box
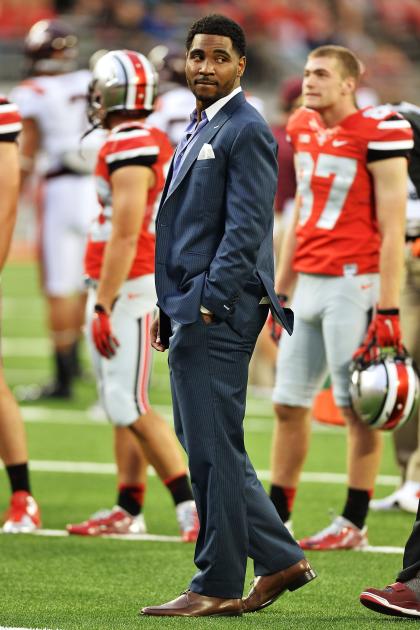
[80,121,101,142]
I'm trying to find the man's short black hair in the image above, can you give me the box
[186,14,246,58]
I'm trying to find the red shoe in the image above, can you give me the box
[299,516,368,550]
[3,491,41,533]
[360,582,420,618]
[176,500,199,542]
[67,507,146,536]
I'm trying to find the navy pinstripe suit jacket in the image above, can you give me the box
[155,90,294,336]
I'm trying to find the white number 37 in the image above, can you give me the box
[296,152,357,229]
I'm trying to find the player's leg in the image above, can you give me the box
[0,292,40,532]
[88,278,198,540]
[110,302,198,541]
[300,274,380,550]
[30,178,81,398]
[271,274,327,525]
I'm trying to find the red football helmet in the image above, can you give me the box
[88,50,158,127]
[349,352,419,431]
[24,19,78,75]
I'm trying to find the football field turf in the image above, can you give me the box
[0,262,415,629]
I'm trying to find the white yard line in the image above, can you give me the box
[19,405,342,435]
[0,528,405,553]
[359,545,404,554]
[0,458,400,486]
[30,529,181,542]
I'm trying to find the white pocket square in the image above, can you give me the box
[197,143,215,160]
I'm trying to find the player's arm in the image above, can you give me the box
[266,184,300,344]
[18,117,40,188]
[354,156,408,361]
[274,190,300,297]
[368,156,408,308]
[95,165,154,312]
[0,142,20,271]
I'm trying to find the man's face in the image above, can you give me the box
[185,34,245,107]
[302,56,352,111]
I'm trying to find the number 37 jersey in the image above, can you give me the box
[287,106,414,276]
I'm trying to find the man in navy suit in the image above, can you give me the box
[143,14,316,617]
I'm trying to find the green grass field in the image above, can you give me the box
[0,262,415,629]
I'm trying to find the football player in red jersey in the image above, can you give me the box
[66,50,199,541]
[0,97,41,533]
[269,45,413,549]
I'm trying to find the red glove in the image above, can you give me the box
[266,294,288,345]
[353,308,403,362]
[92,304,119,359]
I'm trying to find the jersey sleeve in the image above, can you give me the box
[105,126,159,174]
[0,96,22,142]
[364,108,414,163]
[9,81,44,121]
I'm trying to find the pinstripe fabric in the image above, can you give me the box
[157,91,303,598]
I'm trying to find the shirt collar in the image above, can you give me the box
[189,86,242,124]
[205,86,242,120]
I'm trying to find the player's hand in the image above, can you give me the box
[353,308,403,362]
[92,304,119,359]
[150,315,166,352]
[201,312,214,325]
[267,293,288,345]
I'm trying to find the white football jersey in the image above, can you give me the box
[148,86,195,147]
[10,69,102,174]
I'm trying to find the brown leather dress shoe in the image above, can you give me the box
[242,559,317,613]
[141,590,243,617]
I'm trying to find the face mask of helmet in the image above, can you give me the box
[349,352,420,431]
[87,50,158,128]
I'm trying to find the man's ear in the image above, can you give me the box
[237,56,246,77]
[342,76,356,96]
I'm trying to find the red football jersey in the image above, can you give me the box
[0,96,22,142]
[287,105,413,276]
[85,121,173,280]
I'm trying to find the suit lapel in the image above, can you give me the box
[163,111,228,202]
[160,91,247,206]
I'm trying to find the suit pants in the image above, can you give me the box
[398,499,420,581]
[168,302,303,598]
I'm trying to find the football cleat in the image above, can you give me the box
[370,481,420,514]
[299,516,368,550]
[176,500,199,543]
[3,491,41,533]
[66,506,146,536]
[360,582,420,618]
[369,488,404,511]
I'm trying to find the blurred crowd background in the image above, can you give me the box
[0,0,420,110]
